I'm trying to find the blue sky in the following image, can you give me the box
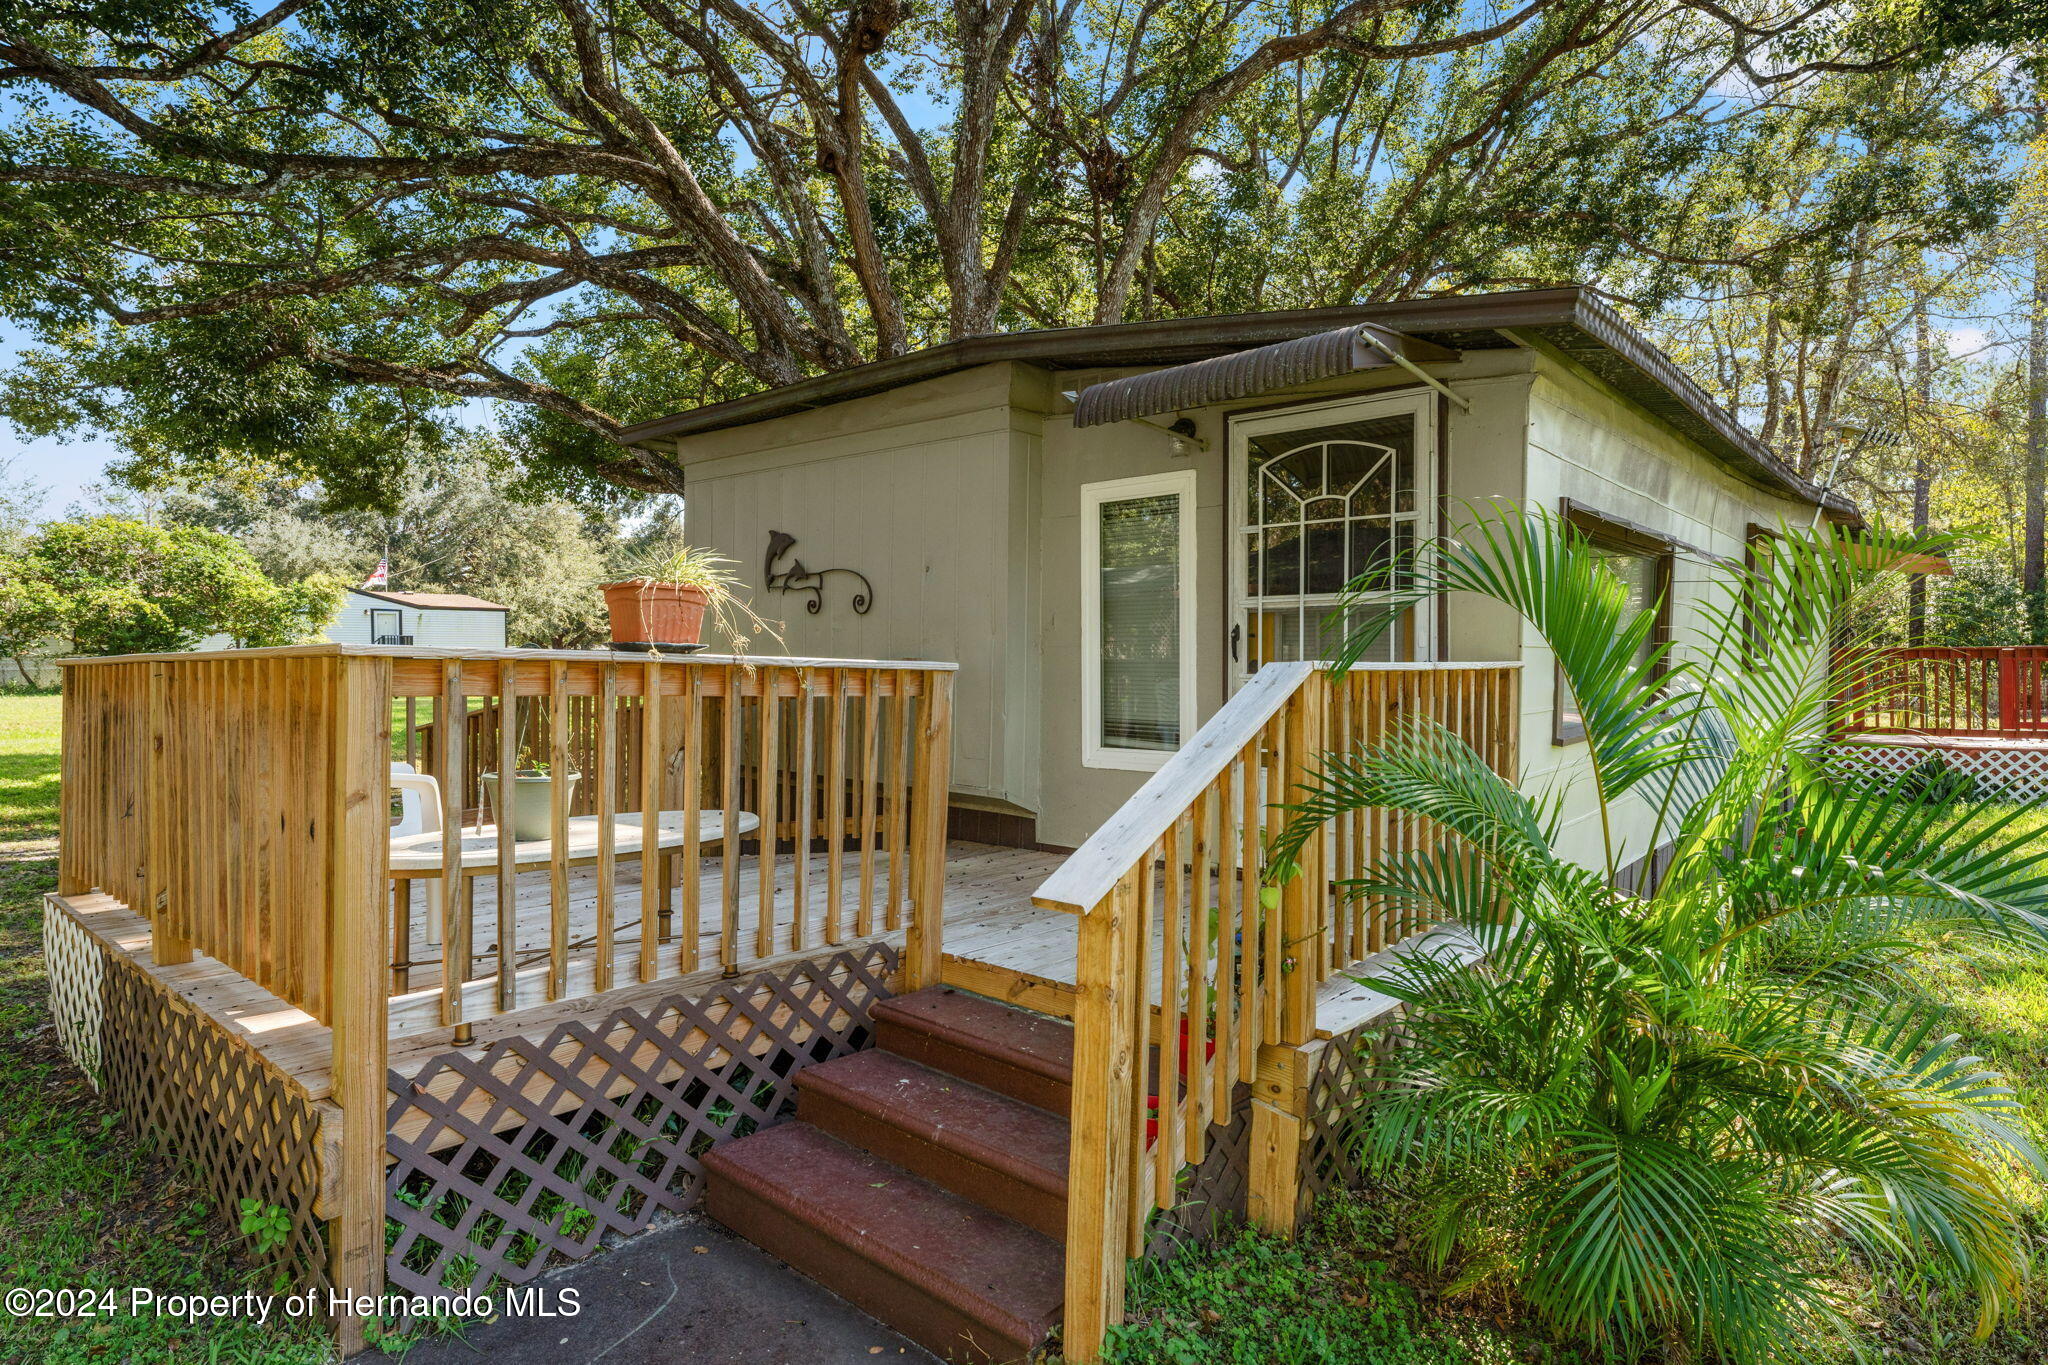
[0,320,119,515]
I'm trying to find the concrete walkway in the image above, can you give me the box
[376,1213,940,1365]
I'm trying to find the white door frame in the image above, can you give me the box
[1226,389,1438,689]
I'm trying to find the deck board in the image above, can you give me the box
[52,841,1450,1106]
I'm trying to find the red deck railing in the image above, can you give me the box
[1837,646,2048,738]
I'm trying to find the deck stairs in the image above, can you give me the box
[702,986,1076,1362]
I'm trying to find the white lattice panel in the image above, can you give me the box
[1830,742,2048,800]
[42,897,104,1086]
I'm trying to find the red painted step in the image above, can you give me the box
[796,1048,1070,1240]
[702,1121,1063,1363]
[872,987,1075,1115]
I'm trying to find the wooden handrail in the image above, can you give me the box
[59,643,962,670]
[1051,661,1522,1364]
[1034,662,1313,915]
[1034,660,1524,915]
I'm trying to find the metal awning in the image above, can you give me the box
[1071,323,1460,428]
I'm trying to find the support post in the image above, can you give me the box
[1278,675,1326,1045]
[328,655,391,1355]
[1999,648,2020,736]
[902,671,954,993]
[148,662,193,965]
[1248,1039,1319,1236]
[56,665,86,898]
[1060,872,1141,1364]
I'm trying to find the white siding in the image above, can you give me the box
[675,363,1037,807]
[1520,349,1812,872]
[655,339,1820,858]
[325,591,507,649]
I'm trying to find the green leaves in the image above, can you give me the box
[1271,504,2047,1361]
[1,1,2026,502]
[7,515,340,656]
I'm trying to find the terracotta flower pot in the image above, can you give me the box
[601,580,710,645]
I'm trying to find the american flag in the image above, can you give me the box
[362,558,390,588]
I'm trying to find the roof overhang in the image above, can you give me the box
[618,286,1857,520]
[1071,324,1458,427]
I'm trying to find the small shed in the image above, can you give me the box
[325,588,508,649]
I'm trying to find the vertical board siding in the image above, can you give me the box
[64,656,345,1021]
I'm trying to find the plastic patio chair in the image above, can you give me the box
[391,762,445,944]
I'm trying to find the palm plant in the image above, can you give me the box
[1269,504,2048,1362]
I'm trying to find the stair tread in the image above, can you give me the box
[702,1121,1063,1349]
[798,1049,1069,1194]
[873,987,1075,1084]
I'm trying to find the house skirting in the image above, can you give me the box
[42,895,333,1301]
[380,944,899,1325]
[1831,736,2048,799]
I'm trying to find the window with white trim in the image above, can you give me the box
[1228,391,1436,682]
[1082,471,1199,771]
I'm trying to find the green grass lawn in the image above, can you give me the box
[0,692,332,1364]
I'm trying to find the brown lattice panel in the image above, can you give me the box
[43,897,104,1084]
[1144,1085,1253,1260]
[381,944,898,1310]
[98,956,331,1293]
[1301,1023,1403,1205]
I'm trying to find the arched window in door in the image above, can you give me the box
[1235,398,1431,673]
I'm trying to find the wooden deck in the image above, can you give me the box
[380,838,1070,1030]
[52,839,1419,1113]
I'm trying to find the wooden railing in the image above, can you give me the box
[58,643,957,1351]
[384,652,955,1035]
[1836,646,2048,738]
[60,648,391,1340]
[1034,661,1520,1359]
[61,646,957,1033]
[59,651,387,1022]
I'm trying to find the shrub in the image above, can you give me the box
[1272,508,2048,1363]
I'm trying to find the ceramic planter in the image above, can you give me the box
[601,580,710,645]
[480,769,582,841]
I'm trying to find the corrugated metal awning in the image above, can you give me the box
[1071,323,1459,428]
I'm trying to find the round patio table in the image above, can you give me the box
[388,810,758,875]
[386,810,761,977]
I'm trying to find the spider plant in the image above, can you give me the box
[608,543,784,655]
[1268,503,2048,1362]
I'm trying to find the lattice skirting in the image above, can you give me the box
[381,943,899,1312]
[1145,1085,1254,1261]
[90,938,330,1294]
[43,898,104,1084]
[1831,741,2048,799]
[1301,1019,1404,1206]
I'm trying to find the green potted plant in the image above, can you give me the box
[482,741,580,841]
[600,545,782,651]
